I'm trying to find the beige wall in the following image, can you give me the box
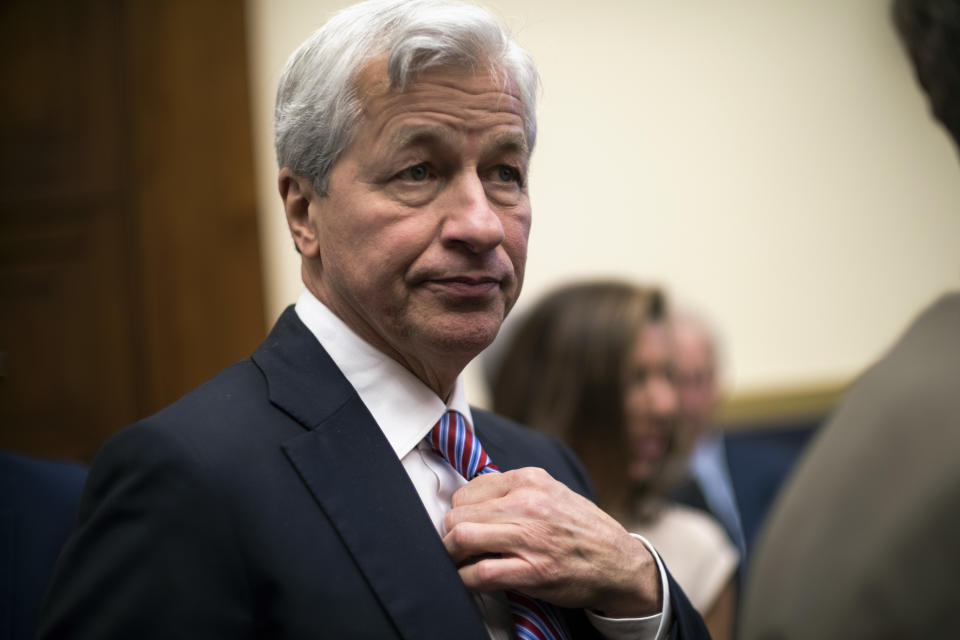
[245,0,960,407]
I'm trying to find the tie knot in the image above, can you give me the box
[428,410,499,480]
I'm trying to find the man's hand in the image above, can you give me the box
[442,467,662,618]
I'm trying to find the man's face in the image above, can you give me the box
[673,326,718,437]
[623,322,678,484]
[288,61,531,392]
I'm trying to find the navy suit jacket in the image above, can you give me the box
[670,427,817,580]
[1,452,87,640]
[38,307,707,639]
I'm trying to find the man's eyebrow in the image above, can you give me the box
[388,126,453,151]
[488,131,530,157]
[386,127,529,157]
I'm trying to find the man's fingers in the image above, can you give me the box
[444,493,521,532]
[457,555,532,592]
[451,467,561,509]
[449,471,510,508]
[442,521,524,565]
[445,470,565,533]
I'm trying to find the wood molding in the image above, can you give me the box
[719,378,852,430]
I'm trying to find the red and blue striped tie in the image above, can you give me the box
[429,410,570,640]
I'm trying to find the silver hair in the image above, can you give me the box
[274,0,540,196]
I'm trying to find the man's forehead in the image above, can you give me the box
[350,57,527,151]
[353,56,523,113]
[387,125,528,154]
[352,55,392,101]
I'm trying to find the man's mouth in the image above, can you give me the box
[424,276,501,298]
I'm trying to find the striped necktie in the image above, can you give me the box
[429,411,570,640]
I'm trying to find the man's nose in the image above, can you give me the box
[439,172,505,253]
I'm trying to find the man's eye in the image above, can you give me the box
[496,165,519,182]
[398,163,430,181]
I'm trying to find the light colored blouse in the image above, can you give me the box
[629,502,739,614]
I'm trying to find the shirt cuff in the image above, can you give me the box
[584,533,672,640]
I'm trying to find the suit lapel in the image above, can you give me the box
[254,308,488,640]
[474,417,523,472]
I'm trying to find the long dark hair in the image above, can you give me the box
[491,280,667,520]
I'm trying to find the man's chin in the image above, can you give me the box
[419,311,504,355]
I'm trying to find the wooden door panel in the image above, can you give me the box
[1,0,265,462]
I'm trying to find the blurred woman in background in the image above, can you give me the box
[491,280,738,639]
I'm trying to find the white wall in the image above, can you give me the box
[246,0,960,406]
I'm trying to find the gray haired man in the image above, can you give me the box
[39,2,708,638]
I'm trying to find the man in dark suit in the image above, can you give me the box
[669,314,819,582]
[740,0,960,637]
[37,1,708,638]
[668,314,747,560]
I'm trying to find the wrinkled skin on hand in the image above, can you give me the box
[442,467,662,618]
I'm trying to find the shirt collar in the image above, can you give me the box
[691,430,725,473]
[294,289,474,459]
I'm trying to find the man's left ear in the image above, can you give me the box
[278,167,320,257]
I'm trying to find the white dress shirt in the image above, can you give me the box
[295,289,671,639]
